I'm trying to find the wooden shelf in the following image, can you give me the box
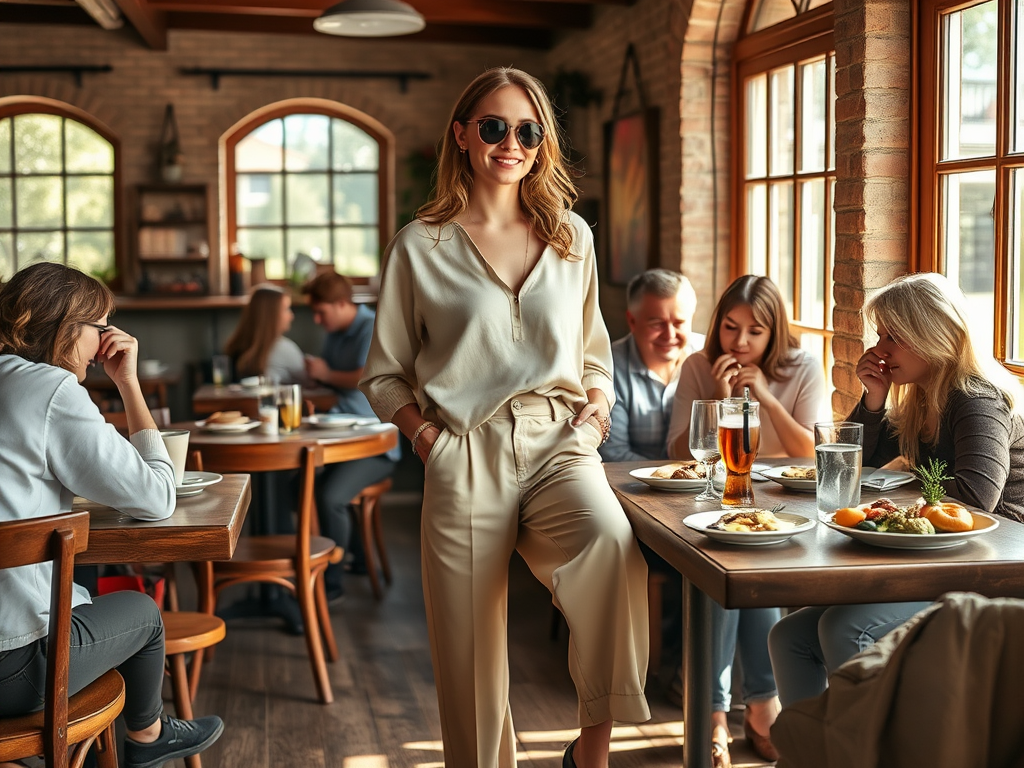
[139,255,209,263]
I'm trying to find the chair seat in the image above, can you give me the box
[163,611,226,656]
[0,669,125,761]
[215,535,339,571]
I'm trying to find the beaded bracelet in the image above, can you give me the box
[411,420,437,456]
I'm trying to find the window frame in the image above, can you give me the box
[222,100,395,284]
[918,0,1018,369]
[0,96,122,279]
[732,4,837,378]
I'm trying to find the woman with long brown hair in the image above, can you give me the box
[667,274,829,767]
[224,283,308,383]
[360,67,650,768]
[0,262,223,768]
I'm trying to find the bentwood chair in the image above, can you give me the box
[0,511,124,768]
[352,478,394,600]
[194,442,341,703]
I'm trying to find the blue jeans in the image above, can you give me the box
[710,602,780,711]
[767,601,930,707]
[0,590,165,730]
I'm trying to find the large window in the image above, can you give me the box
[735,4,836,378]
[920,0,1023,368]
[0,102,117,281]
[224,103,392,281]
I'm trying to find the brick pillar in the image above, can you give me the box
[831,0,914,416]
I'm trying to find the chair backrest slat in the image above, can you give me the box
[0,510,90,768]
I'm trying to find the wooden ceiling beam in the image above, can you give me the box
[148,0,591,30]
[166,12,553,48]
[111,0,168,49]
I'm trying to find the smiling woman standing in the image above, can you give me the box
[359,68,650,768]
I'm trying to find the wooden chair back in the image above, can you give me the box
[0,511,90,767]
[102,407,172,434]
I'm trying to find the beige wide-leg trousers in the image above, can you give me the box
[421,394,651,768]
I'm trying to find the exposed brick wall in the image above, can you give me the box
[831,0,913,415]
[0,23,541,292]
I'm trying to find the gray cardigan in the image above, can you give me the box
[0,355,176,651]
[849,381,1024,522]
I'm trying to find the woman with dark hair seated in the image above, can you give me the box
[0,262,223,768]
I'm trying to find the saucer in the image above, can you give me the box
[175,471,223,497]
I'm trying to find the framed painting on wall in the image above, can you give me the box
[603,108,659,286]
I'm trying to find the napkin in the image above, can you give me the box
[861,469,914,491]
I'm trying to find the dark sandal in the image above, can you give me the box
[562,737,579,768]
[711,740,732,768]
[743,710,780,763]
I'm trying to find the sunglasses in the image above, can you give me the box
[464,118,545,150]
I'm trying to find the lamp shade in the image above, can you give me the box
[314,0,426,37]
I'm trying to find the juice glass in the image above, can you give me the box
[278,384,302,433]
[717,398,761,506]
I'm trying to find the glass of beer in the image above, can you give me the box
[278,384,303,434]
[717,398,761,506]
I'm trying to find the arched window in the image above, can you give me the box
[223,101,393,281]
[0,99,118,281]
[734,2,836,377]
[919,0,1020,369]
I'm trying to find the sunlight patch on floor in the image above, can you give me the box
[406,721,688,766]
[343,756,390,768]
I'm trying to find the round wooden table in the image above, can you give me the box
[191,384,339,419]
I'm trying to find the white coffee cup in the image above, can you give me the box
[139,359,162,377]
[159,429,190,486]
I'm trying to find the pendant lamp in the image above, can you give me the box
[314,0,426,37]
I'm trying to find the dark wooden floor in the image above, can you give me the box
[182,491,772,768]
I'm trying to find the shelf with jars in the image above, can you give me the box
[132,183,213,295]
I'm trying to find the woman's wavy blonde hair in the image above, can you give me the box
[0,262,114,373]
[866,272,1022,464]
[416,67,581,260]
[224,284,288,378]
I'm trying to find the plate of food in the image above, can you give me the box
[630,462,708,491]
[196,411,260,432]
[760,465,817,491]
[175,471,223,497]
[683,508,816,546]
[824,495,999,550]
[305,413,380,430]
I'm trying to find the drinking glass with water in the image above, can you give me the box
[814,421,863,522]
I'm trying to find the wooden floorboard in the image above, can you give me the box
[176,492,772,767]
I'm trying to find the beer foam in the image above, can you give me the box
[719,414,760,428]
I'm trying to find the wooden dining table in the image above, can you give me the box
[192,383,338,418]
[74,473,251,565]
[605,459,1024,768]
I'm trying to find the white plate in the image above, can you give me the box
[860,468,917,492]
[761,465,817,492]
[629,466,708,491]
[175,471,223,497]
[824,510,999,549]
[305,414,380,430]
[750,463,772,482]
[196,419,261,433]
[683,510,816,546]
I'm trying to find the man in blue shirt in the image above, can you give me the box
[599,268,703,703]
[600,269,704,462]
[303,272,397,598]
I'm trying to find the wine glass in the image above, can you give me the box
[689,400,721,501]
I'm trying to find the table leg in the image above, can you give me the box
[683,578,713,768]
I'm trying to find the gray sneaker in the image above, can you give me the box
[124,715,224,768]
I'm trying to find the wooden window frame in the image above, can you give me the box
[918,0,1019,369]
[732,4,837,378]
[222,99,395,284]
[0,96,122,279]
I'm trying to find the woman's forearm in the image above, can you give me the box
[760,395,814,457]
[118,379,158,435]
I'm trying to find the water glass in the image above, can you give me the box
[257,377,279,435]
[278,384,302,433]
[211,354,231,387]
[814,421,863,521]
[689,400,721,501]
[717,398,761,506]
